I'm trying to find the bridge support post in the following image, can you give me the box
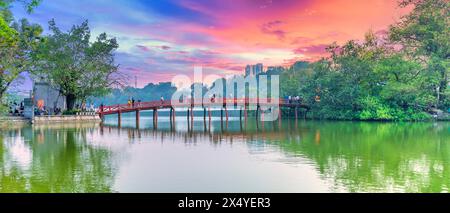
[239,107,242,122]
[261,107,264,128]
[244,105,247,122]
[99,113,104,123]
[169,108,173,128]
[278,107,282,120]
[118,111,121,127]
[225,107,228,122]
[208,106,211,122]
[220,108,223,122]
[278,107,282,128]
[135,110,140,129]
[190,107,194,123]
[203,107,206,121]
[295,107,298,120]
[256,105,260,122]
[173,108,176,123]
[153,108,158,129]
[170,107,176,123]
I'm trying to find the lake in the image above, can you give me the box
[1,111,449,192]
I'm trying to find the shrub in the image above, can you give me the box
[62,109,81,115]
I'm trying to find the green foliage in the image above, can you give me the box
[62,109,81,115]
[90,82,177,106]
[0,0,41,13]
[358,96,393,120]
[0,17,16,45]
[389,0,449,108]
[280,0,448,121]
[0,0,41,105]
[0,104,8,114]
[0,16,42,101]
[33,19,122,109]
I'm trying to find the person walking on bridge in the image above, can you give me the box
[160,96,164,105]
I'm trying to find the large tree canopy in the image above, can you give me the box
[33,19,122,110]
[279,0,449,121]
[389,0,450,108]
[0,1,42,101]
[0,0,42,13]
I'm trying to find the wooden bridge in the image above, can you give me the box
[98,98,309,127]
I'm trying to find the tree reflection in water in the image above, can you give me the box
[270,121,450,192]
[0,123,117,192]
[1,120,449,192]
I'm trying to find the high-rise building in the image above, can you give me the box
[245,65,252,77]
[254,63,263,76]
[244,63,264,76]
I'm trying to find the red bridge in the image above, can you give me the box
[98,98,309,127]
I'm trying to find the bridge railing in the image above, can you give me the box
[98,98,306,114]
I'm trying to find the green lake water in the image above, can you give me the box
[1,112,449,192]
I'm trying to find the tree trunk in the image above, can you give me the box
[0,83,10,102]
[0,88,6,102]
[66,94,76,110]
[438,78,447,109]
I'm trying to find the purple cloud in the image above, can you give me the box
[261,20,286,40]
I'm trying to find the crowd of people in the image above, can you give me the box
[34,106,62,116]
[33,101,97,116]
[9,101,24,116]
[287,96,302,104]
[125,96,165,107]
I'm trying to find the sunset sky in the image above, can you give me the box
[11,0,409,88]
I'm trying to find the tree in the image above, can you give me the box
[389,0,450,109]
[0,0,42,13]
[0,6,42,100]
[33,19,123,110]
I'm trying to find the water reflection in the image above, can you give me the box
[0,123,117,192]
[1,115,449,192]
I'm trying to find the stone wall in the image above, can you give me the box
[33,82,66,113]
[33,115,101,123]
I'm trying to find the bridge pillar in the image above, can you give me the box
[295,107,298,120]
[190,107,194,123]
[256,105,260,122]
[261,108,264,128]
[208,106,211,122]
[187,108,191,131]
[278,107,282,119]
[225,107,228,122]
[118,111,121,127]
[170,107,176,123]
[203,107,206,121]
[135,110,140,129]
[278,107,282,128]
[173,108,176,123]
[187,108,190,121]
[239,107,242,122]
[244,105,247,121]
[153,108,158,128]
[220,108,223,122]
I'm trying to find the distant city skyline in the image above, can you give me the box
[9,0,410,91]
[245,63,264,77]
